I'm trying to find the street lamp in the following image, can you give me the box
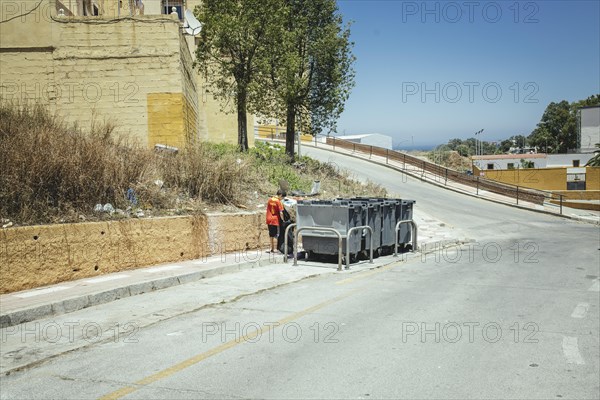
[474,129,484,156]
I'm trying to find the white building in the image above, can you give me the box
[579,106,600,153]
[472,153,594,171]
[472,154,548,171]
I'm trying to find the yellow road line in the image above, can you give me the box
[99,288,361,400]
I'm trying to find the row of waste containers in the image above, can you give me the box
[294,197,415,263]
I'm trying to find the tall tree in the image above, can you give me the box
[194,0,282,151]
[528,101,574,153]
[266,0,355,160]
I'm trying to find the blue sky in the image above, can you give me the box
[334,0,600,148]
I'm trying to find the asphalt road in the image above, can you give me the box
[1,148,599,399]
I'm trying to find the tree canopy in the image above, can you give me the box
[194,0,282,152]
[527,94,600,153]
[194,0,355,158]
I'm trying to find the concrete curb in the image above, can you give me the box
[0,257,276,329]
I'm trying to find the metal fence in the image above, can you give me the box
[325,137,565,214]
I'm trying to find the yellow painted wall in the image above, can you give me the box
[481,167,567,191]
[587,167,600,190]
[483,166,600,192]
[0,212,270,293]
[257,124,286,139]
[147,93,185,148]
[256,125,312,142]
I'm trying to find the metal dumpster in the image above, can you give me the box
[397,199,416,246]
[345,198,383,257]
[296,199,366,261]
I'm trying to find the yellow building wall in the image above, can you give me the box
[0,3,205,149]
[481,168,567,191]
[256,124,312,142]
[257,124,285,138]
[1,1,256,149]
[587,167,600,190]
[147,93,185,148]
[482,166,600,192]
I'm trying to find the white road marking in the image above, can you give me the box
[14,286,72,298]
[571,303,590,319]
[145,265,184,274]
[84,275,130,284]
[562,336,585,365]
[588,279,600,292]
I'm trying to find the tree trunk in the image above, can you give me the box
[237,87,249,152]
[285,104,296,161]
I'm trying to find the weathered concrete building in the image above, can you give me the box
[0,0,251,148]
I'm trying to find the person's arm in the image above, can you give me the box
[278,200,285,221]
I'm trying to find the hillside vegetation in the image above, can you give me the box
[0,103,386,226]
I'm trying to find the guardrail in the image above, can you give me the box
[283,224,374,270]
[394,220,418,257]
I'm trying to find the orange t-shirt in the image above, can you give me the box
[266,196,284,226]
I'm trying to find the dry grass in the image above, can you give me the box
[0,103,386,226]
[0,103,154,224]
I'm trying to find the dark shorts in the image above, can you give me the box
[268,225,279,238]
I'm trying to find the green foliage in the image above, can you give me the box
[528,94,600,153]
[520,159,535,168]
[255,0,355,159]
[194,0,283,151]
[249,141,289,164]
[438,137,496,156]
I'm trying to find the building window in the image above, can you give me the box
[573,160,580,167]
[507,163,515,170]
[163,0,184,19]
[487,163,494,170]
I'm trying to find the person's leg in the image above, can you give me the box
[268,225,278,252]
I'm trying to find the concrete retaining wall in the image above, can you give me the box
[0,212,269,293]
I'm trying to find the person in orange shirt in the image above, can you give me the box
[266,189,286,253]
